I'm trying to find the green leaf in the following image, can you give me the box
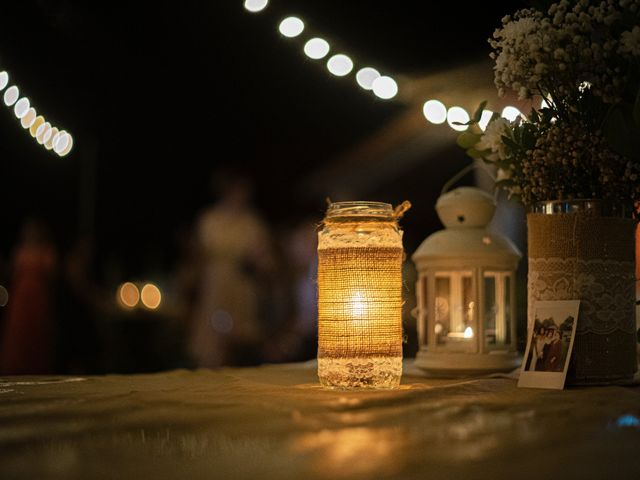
[456,131,481,149]
[465,147,484,159]
[501,134,520,151]
[472,101,488,123]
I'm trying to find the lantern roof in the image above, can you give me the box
[412,186,521,267]
[412,228,521,265]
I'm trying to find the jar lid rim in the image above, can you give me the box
[326,201,394,218]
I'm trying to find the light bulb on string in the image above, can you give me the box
[14,97,30,118]
[244,0,268,13]
[327,54,353,77]
[45,127,59,150]
[356,67,380,90]
[304,38,330,60]
[20,108,36,128]
[371,76,398,99]
[3,85,19,106]
[423,100,447,124]
[447,106,470,132]
[0,71,9,91]
[279,17,304,38]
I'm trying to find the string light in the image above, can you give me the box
[0,71,8,91]
[14,97,30,118]
[244,0,268,13]
[3,85,19,106]
[447,106,470,132]
[36,121,51,144]
[141,283,162,310]
[54,131,71,154]
[118,282,140,308]
[30,115,44,137]
[45,127,59,150]
[327,54,353,76]
[371,76,398,100]
[0,68,73,156]
[304,37,330,59]
[58,134,73,156]
[279,17,304,38]
[20,107,36,128]
[423,100,447,124]
[355,67,380,90]
[478,110,493,131]
[242,8,528,134]
[501,106,521,122]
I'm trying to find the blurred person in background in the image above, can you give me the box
[56,237,102,374]
[188,171,274,367]
[1,220,58,375]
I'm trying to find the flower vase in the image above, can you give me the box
[527,200,638,384]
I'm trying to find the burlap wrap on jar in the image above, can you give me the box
[527,212,638,384]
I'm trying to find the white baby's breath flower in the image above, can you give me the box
[620,26,640,56]
[496,168,512,181]
[477,118,510,160]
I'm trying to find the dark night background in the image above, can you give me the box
[0,1,520,267]
[0,0,524,372]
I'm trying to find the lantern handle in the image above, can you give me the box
[440,161,496,196]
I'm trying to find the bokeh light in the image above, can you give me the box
[20,107,36,128]
[30,115,44,137]
[45,127,59,150]
[14,97,30,118]
[371,76,398,99]
[243,0,268,13]
[118,282,140,308]
[501,105,521,122]
[279,17,304,38]
[327,54,353,77]
[355,67,380,90]
[58,133,73,156]
[54,131,70,154]
[303,38,330,60]
[422,99,447,124]
[3,85,19,106]
[36,121,52,144]
[0,71,8,91]
[447,106,470,131]
[141,283,162,310]
[478,110,494,131]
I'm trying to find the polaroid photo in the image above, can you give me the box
[518,300,580,390]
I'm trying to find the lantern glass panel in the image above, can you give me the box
[434,271,475,350]
[417,276,428,346]
[483,271,511,349]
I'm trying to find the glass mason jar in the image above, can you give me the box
[528,199,637,384]
[317,201,404,389]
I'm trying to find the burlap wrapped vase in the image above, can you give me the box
[527,201,638,384]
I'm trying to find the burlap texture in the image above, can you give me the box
[527,212,638,383]
[317,247,403,359]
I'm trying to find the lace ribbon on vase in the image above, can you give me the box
[528,257,636,336]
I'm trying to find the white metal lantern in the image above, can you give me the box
[412,187,522,374]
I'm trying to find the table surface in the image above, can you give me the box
[1,362,640,480]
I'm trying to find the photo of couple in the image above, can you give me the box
[519,300,580,390]
[524,322,571,373]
